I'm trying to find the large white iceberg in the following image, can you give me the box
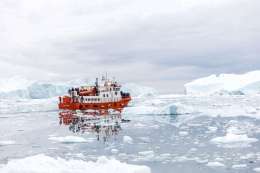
[185,71,260,95]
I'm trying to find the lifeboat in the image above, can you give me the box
[58,77,131,115]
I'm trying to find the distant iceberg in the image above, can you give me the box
[0,82,70,99]
[0,76,88,99]
[185,71,260,95]
[0,76,156,99]
[122,83,157,98]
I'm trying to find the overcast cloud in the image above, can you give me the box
[0,0,259,93]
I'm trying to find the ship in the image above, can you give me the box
[58,76,131,115]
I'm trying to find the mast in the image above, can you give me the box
[95,78,99,96]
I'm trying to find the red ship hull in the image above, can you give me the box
[58,96,131,113]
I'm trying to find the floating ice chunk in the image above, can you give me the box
[123,101,192,116]
[207,126,218,133]
[123,136,133,144]
[210,133,258,148]
[240,153,256,160]
[195,158,208,164]
[232,164,247,169]
[0,154,151,173]
[138,151,154,156]
[0,140,15,146]
[111,149,119,154]
[173,156,189,163]
[188,148,197,153]
[179,131,189,136]
[138,151,155,161]
[169,104,178,115]
[48,136,87,143]
[134,123,146,128]
[206,162,225,167]
[161,103,193,115]
[157,153,171,160]
[254,168,260,172]
[245,106,257,114]
[118,153,128,160]
[215,158,224,162]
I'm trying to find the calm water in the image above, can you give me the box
[1,103,260,173]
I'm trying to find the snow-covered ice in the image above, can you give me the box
[0,154,151,173]
[211,133,258,148]
[48,136,88,143]
[123,136,133,144]
[206,162,225,167]
[0,140,16,146]
[185,71,260,95]
[232,164,247,169]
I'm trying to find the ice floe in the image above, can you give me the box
[137,151,155,161]
[48,136,89,143]
[123,136,133,144]
[0,154,151,173]
[232,164,247,169]
[206,161,225,167]
[0,140,16,146]
[111,149,119,154]
[179,131,189,136]
[210,133,258,148]
[0,98,58,114]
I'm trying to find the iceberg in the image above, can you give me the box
[122,83,157,98]
[0,77,78,99]
[0,83,69,99]
[0,76,156,99]
[0,154,151,173]
[185,71,260,95]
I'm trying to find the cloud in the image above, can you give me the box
[0,0,259,93]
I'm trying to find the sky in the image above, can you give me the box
[0,0,259,93]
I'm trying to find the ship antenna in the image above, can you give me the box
[95,77,99,87]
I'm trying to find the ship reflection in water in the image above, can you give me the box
[59,111,128,142]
